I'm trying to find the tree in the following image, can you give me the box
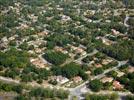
[48,79,57,85]
[15,95,29,100]
[19,42,29,50]
[107,71,118,78]
[125,95,134,100]
[89,79,103,92]
[109,93,119,100]
[79,70,88,80]
[46,41,55,49]
[130,54,134,65]
[93,68,104,75]
[21,74,32,82]
[43,51,68,65]
[117,76,129,85]
[126,79,134,93]
[62,63,80,78]
[51,66,62,75]
[45,34,72,47]
[12,85,23,94]
[1,84,12,92]
[85,94,108,100]
[56,89,69,99]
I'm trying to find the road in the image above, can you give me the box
[87,90,133,97]
[124,15,130,28]
[69,60,128,100]
[74,49,98,64]
[124,15,130,35]
[0,49,131,100]
[61,49,98,66]
[0,76,20,84]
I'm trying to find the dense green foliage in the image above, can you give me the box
[117,72,134,93]
[0,0,134,97]
[0,48,30,68]
[0,81,69,99]
[89,79,103,92]
[124,95,134,100]
[0,82,23,94]
[45,34,72,48]
[43,51,68,65]
[106,71,118,78]
[96,40,134,64]
[29,87,69,99]
[93,68,104,75]
[51,63,88,80]
[85,93,119,100]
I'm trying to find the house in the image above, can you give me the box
[102,59,113,65]
[37,31,49,36]
[116,70,125,77]
[61,15,71,21]
[84,10,95,16]
[28,50,35,54]
[111,29,126,37]
[57,7,63,11]
[30,58,48,68]
[35,48,42,54]
[1,37,8,43]
[95,63,102,68]
[8,36,16,41]
[54,46,68,54]
[69,45,86,55]
[111,29,120,36]
[96,36,113,45]
[102,38,113,45]
[54,75,69,85]
[113,81,123,90]
[68,53,75,58]
[128,66,134,73]
[46,16,53,21]
[101,77,113,83]
[28,14,38,22]
[16,23,29,29]
[0,43,8,50]
[73,76,82,83]
[85,71,91,75]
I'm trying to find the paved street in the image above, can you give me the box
[61,49,98,66]
[74,49,98,64]
[69,60,128,100]
[124,15,130,28]
[0,76,20,84]
[0,49,132,100]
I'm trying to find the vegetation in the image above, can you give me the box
[0,82,23,93]
[29,88,69,99]
[51,62,88,80]
[85,93,119,100]
[0,81,69,99]
[0,48,30,68]
[117,72,134,93]
[45,34,73,48]
[89,79,103,92]
[43,51,68,65]
[0,0,134,98]
[96,40,134,64]
[93,68,104,75]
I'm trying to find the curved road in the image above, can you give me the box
[69,60,128,100]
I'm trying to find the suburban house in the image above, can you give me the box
[30,58,48,68]
[128,66,134,73]
[101,77,113,83]
[53,75,69,85]
[73,76,82,83]
[113,81,123,90]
